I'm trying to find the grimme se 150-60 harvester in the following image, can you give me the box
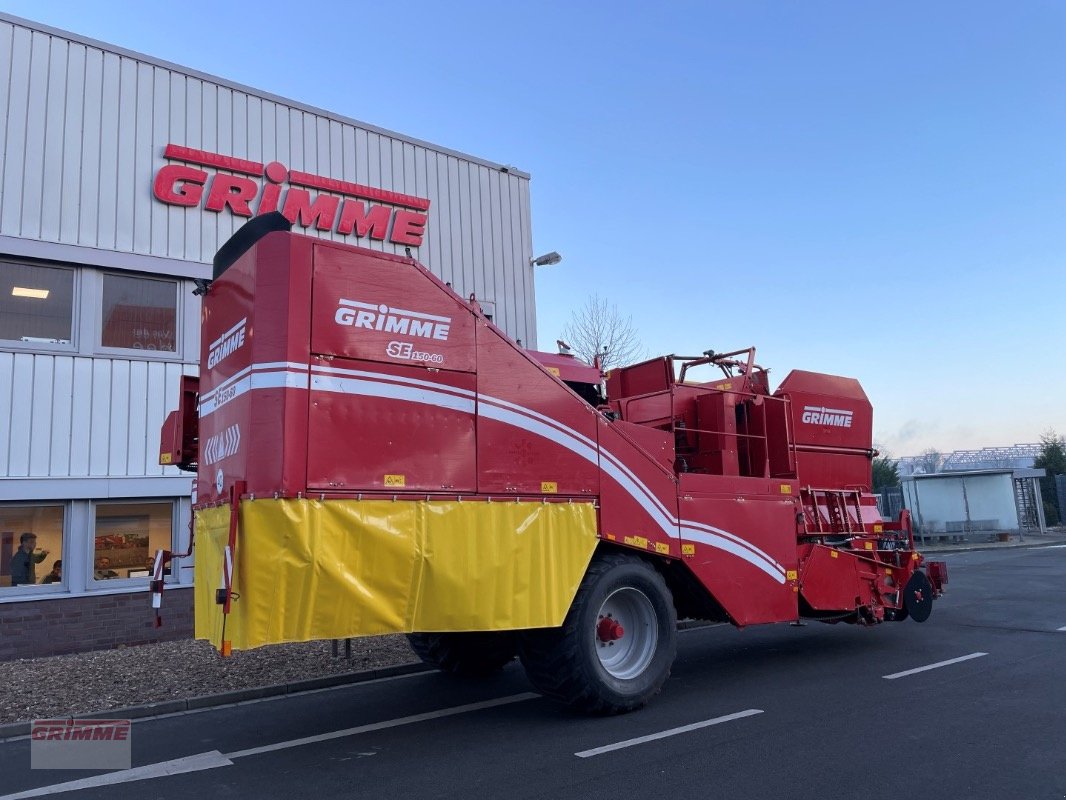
[158,213,945,714]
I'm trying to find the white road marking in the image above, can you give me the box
[0,751,233,799]
[882,652,988,680]
[3,693,537,798]
[1057,626,1066,632]
[1040,544,1066,549]
[574,709,763,758]
[225,692,538,758]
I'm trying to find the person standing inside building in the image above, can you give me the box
[10,533,49,586]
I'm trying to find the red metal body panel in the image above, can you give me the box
[775,370,874,490]
[596,418,679,556]
[476,327,600,496]
[307,359,477,492]
[311,243,476,374]
[195,233,313,504]
[678,479,799,625]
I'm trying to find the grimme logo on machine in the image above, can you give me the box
[207,318,247,369]
[334,298,451,340]
[801,405,854,428]
[153,144,430,247]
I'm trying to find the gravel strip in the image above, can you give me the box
[0,636,419,725]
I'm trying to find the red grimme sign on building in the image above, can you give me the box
[153,144,431,247]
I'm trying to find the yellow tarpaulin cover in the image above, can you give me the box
[194,499,598,652]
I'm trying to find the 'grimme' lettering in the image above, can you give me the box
[335,299,451,341]
[207,319,247,369]
[153,152,429,247]
[801,406,854,428]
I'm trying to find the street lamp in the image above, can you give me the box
[530,251,562,267]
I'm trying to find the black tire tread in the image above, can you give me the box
[518,551,676,714]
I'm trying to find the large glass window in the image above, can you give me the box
[0,263,75,344]
[100,274,178,352]
[0,505,65,589]
[93,501,173,581]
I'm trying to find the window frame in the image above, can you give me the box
[0,259,79,355]
[88,497,179,589]
[0,501,70,597]
[93,271,183,361]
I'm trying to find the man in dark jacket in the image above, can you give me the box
[10,533,49,586]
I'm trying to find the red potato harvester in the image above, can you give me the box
[159,212,946,713]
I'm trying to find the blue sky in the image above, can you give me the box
[5,1,1063,456]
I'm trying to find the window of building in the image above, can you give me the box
[0,505,65,589]
[0,263,75,345]
[92,501,174,582]
[100,274,178,352]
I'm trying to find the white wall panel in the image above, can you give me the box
[68,357,93,475]
[7,354,34,475]
[49,356,73,474]
[0,353,194,479]
[0,353,12,475]
[28,355,53,474]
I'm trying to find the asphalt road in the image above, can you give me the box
[2,545,1064,800]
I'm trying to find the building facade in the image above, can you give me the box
[0,13,536,660]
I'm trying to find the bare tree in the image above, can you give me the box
[915,448,944,474]
[561,295,644,370]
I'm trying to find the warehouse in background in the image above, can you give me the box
[0,12,536,660]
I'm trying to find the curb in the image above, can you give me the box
[0,661,431,741]
[919,539,1066,555]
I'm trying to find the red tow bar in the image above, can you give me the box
[597,617,624,642]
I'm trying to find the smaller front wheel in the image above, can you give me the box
[519,551,677,714]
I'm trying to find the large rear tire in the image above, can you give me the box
[518,551,677,714]
[406,631,518,677]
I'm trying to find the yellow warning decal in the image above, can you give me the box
[624,535,649,549]
[606,533,616,541]
[720,382,733,390]
[681,543,696,556]
[912,552,920,560]
[864,542,874,550]
[654,542,670,555]
[541,481,558,494]
[885,568,893,576]
[780,484,792,494]
[384,474,405,487]
[546,367,561,377]
[830,550,839,559]
[786,569,798,581]
[159,452,173,464]
[873,523,883,533]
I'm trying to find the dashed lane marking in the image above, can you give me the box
[575,709,764,758]
[882,652,988,680]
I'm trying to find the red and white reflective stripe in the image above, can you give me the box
[200,362,787,583]
[150,550,166,609]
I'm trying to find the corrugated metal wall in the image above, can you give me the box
[0,16,536,344]
[0,352,196,478]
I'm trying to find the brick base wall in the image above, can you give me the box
[0,589,193,662]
